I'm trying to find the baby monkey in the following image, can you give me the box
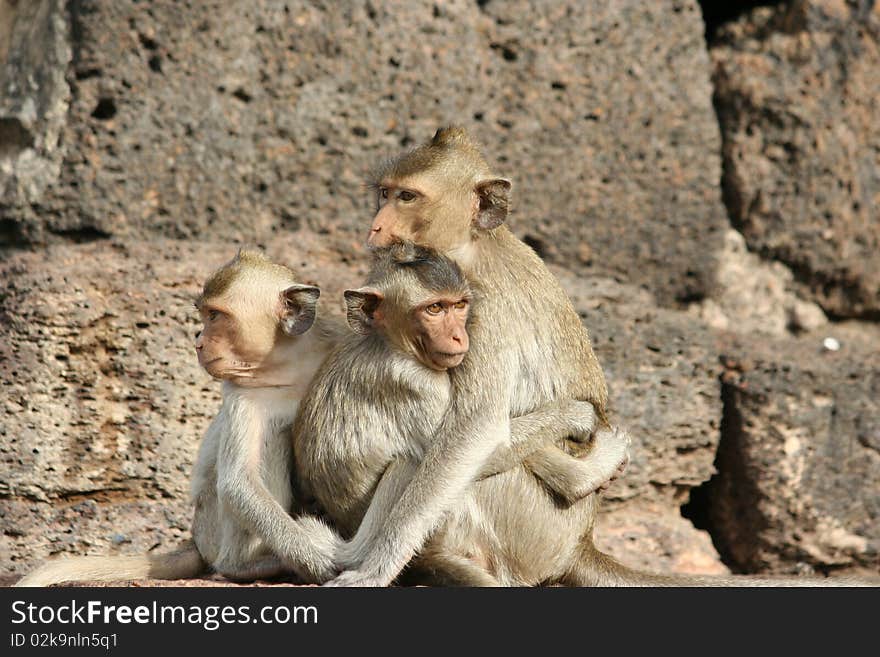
[17,250,343,586]
[296,243,630,586]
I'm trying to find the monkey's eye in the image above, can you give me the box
[453,300,468,310]
[378,187,389,200]
[398,190,417,202]
[207,310,220,322]
[425,303,443,315]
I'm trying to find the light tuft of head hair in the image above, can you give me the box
[368,125,494,188]
[196,248,298,307]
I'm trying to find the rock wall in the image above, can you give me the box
[1,0,724,303]
[711,0,880,318]
[0,0,70,234]
[708,325,880,572]
[1,0,877,583]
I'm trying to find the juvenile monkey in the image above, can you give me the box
[329,126,867,587]
[295,242,630,585]
[17,250,343,587]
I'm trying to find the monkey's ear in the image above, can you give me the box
[280,284,321,336]
[344,287,384,335]
[474,178,511,230]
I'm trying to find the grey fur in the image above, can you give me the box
[296,248,628,585]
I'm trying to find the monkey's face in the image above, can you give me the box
[195,307,253,379]
[195,307,232,378]
[194,295,278,382]
[368,176,473,252]
[195,250,321,385]
[346,245,472,371]
[409,296,470,371]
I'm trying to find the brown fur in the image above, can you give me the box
[17,251,343,587]
[328,126,870,587]
[296,244,626,586]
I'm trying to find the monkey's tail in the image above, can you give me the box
[571,544,874,587]
[14,542,206,588]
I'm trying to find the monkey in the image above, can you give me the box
[15,247,625,587]
[326,126,873,587]
[294,241,631,586]
[16,250,345,587]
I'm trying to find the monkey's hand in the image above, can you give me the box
[537,427,631,505]
[322,539,396,587]
[593,427,631,493]
[278,516,345,584]
[560,399,598,443]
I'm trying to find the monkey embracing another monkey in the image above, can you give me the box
[326,126,874,587]
[295,242,630,585]
[16,248,625,587]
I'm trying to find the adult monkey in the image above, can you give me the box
[328,126,617,587]
[330,127,867,587]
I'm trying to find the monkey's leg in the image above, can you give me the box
[210,504,287,582]
[336,457,419,574]
[526,427,631,505]
[217,399,343,583]
[191,480,222,567]
[399,546,501,587]
[478,399,597,479]
[190,409,224,565]
[477,398,627,504]
[192,412,286,582]
[215,552,286,582]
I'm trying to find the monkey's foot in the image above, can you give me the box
[596,428,631,493]
[562,400,599,442]
[280,516,347,583]
[323,569,390,588]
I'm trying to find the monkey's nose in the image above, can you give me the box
[367,229,384,248]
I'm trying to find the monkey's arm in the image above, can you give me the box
[216,397,343,583]
[523,427,630,505]
[341,457,419,570]
[326,372,511,587]
[477,399,597,478]
[477,401,628,504]
[336,403,600,579]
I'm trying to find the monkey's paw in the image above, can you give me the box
[282,517,346,583]
[323,569,390,588]
[596,428,631,492]
[562,400,598,442]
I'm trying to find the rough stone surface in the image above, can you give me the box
[687,229,828,337]
[0,0,71,239]
[1,239,727,580]
[1,0,725,307]
[1,0,879,586]
[553,269,723,508]
[711,0,880,318]
[596,502,730,576]
[703,323,880,574]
